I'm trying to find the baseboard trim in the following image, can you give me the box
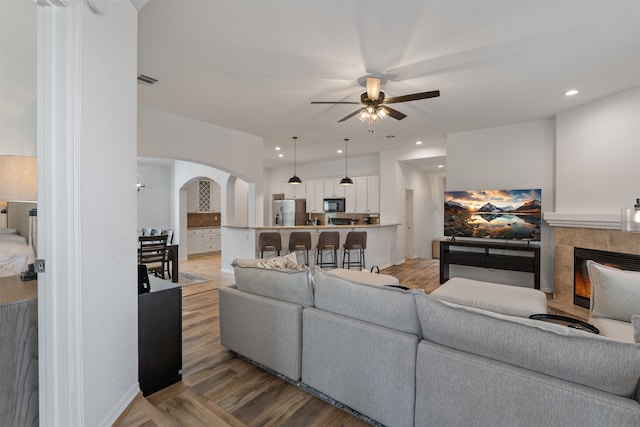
[99,383,140,427]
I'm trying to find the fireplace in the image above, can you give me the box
[573,247,640,308]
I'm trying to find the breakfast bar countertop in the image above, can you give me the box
[224,223,401,230]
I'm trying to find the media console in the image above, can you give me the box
[439,239,541,290]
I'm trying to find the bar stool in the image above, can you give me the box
[342,231,367,270]
[316,231,340,269]
[258,232,282,258]
[288,231,312,265]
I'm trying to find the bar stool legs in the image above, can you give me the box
[316,231,340,269]
[342,231,367,270]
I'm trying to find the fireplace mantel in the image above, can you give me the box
[544,212,620,230]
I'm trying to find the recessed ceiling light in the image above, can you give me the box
[275,146,281,151]
[337,149,343,154]
[564,89,579,96]
[278,154,284,158]
[438,164,444,168]
[416,141,423,145]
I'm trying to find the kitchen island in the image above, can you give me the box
[222,224,402,272]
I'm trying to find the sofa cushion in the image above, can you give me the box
[587,260,640,322]
[313,268,422,336]
[415,292,640,397]
[590,317,636,343]
[430,277,547,317]
[633,314,640,343]
[232,259,314,306]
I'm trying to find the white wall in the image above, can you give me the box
[138,106,265,225]
[0,0,36,156]
[446,120,555,292]
[399,164,445,258]
[137,162,172,228]
[38,2,139,426]
[380,141,447,264]
[555,87,640,214]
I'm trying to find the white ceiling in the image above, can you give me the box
[136,1,639,169]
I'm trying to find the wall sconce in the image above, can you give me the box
[0,155,37,201]
[621,198,640,232]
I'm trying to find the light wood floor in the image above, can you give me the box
[115,254,587,426]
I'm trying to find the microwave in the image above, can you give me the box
[323,198,345,213]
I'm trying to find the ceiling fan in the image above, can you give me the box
[311,77,440,124]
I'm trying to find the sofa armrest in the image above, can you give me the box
[219,286,303,380]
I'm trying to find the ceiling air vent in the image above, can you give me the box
[137,74,158,86]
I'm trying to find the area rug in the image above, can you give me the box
[176,272,211,287]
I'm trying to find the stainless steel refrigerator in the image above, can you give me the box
[273,199,307,226]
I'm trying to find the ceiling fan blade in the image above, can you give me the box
[382,106,407,120]
[366,77,381,101]
[311,101,361,104]
[338,109,363,123]
[383,90,440,104]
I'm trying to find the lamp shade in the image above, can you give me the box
[0,155,37,201]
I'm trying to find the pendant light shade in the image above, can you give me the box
[288,136,302,185]
[340,138,353,185]
[340,176,353,185]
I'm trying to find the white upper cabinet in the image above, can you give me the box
[302,175,379,213]
[354,175,380,213]
[187,179,221,212]
[284,181,305,199]
[344,181,356,212]
[367,175,380,213]
[324,179,344,198]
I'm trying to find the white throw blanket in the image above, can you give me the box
[0,233,35,277]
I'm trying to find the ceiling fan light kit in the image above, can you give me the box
[311,77,440,129]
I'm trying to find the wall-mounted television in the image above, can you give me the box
[444,188,542,241]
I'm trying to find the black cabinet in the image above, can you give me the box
[440,240,541,289]
[138,279,182,396]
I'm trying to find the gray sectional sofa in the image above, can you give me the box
[218,260,640,427]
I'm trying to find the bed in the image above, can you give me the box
[0,229,35,277]
[0,202,36,278]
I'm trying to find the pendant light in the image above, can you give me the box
[340,138,353,185]
[288,136,302,185]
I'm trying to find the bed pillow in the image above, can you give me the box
[587,260,640,322]
[0,228,17,234]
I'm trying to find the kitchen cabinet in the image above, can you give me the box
[284,180,305,200]
[324,179,344,198]
[367,175,380,213]
[354,175,380,213]
[344,181,356,213]
[187,179,221,212]
[187,228,220,255]
[306,180,325,213]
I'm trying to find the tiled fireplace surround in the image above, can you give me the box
[553,227,640,318]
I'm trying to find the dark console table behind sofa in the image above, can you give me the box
[439,240,541,289]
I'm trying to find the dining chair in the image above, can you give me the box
[139,234,169,279]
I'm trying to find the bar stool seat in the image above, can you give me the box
[288,231,312,265]
[316,231,340,269]
[258,232,282,258]
[342,231,367,270]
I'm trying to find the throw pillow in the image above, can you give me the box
[587,260,640,322]
[632,314,640,344]
[257,252,304,270]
